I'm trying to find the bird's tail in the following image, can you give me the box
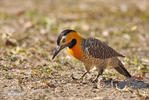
[114,59,131,78]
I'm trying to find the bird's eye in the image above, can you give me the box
[62,39,66,43]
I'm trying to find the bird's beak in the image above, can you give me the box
[52,43,69,60]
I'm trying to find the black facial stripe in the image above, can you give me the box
[57,29,76,45]
[69,39,76,48]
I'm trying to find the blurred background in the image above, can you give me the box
[0,0,149,99]
[0,0,149,56]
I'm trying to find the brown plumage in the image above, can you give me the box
[80,38,131,82]
[82,38,125,59]
[52,29,131,83]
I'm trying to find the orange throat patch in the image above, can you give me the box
[67,42,83,60]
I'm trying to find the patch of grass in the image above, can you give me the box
[36,65,52,74]
[4,73,15,79]
[0,11,9,19]
[133,57,139,65]
[38,94,47,100]
[0,64,12,71]
[139,13,149,22]
[10,56,18,62]
[140,64,149,73]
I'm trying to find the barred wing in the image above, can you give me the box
[82,38,124,59]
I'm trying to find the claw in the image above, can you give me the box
[92,78,98,83]
[71,74,83,81]
[71,74,80,80]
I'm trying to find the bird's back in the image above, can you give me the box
[81,38,124,59]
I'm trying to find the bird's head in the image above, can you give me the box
[52,29,82,59]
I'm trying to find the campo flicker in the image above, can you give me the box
[52,29,131,82]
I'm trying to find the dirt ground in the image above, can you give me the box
[0,0,149,100]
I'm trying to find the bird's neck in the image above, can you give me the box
[67,34,84,60]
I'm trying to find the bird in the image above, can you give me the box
[52,29,131,83]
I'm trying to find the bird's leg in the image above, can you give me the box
[80,71,88,80]
[71,64,90,81]
[71,71,88,81]
[92,63,105,83]
[92,69,103,83]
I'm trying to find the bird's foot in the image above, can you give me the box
[71,74,83,82]
[92,78,98,83]
[91,77,106,83]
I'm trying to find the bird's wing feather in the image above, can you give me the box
[82,38,124,59]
